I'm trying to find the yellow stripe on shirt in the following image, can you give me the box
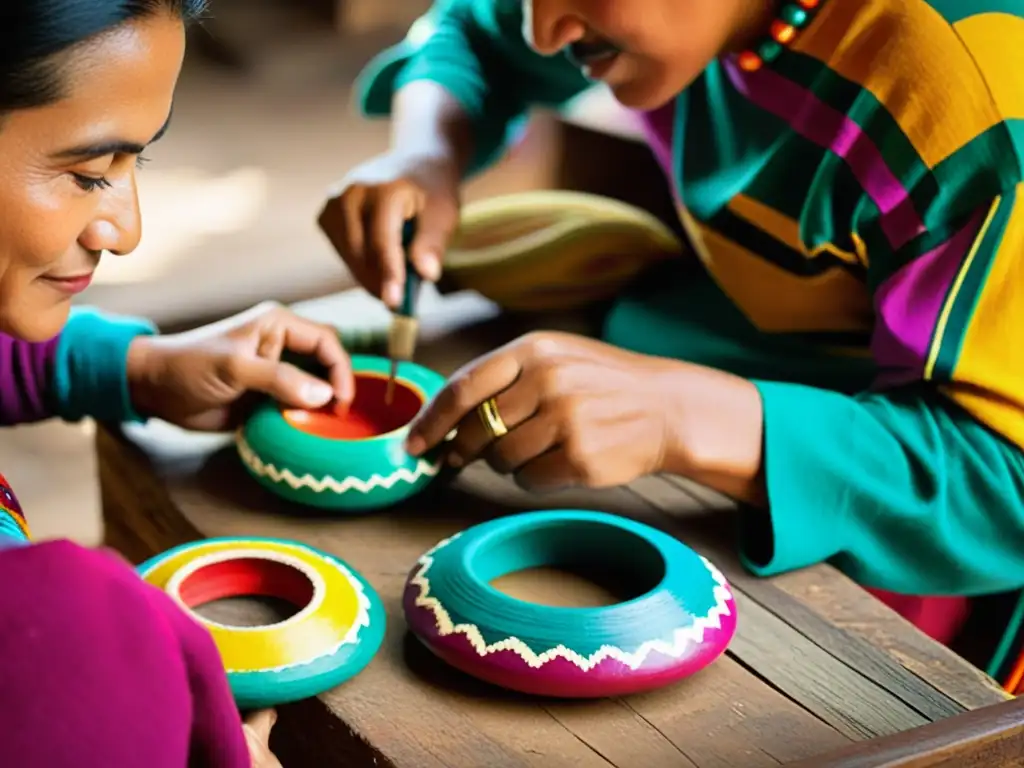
[943,185,1024,448]
[727,195,865,267]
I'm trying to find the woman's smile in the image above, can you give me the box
[38,271,95,295]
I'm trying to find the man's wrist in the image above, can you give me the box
[658,364,768,506]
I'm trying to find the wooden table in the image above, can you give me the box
[97,289,1020,767]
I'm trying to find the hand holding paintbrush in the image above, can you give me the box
[385,219,424,404]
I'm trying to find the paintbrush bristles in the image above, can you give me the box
[385,316,419,406]
[387,316,419,361]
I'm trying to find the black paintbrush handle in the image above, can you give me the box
[398,219,422,318]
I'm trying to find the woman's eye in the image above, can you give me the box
[135,154,151,169]
[71,173,113,193]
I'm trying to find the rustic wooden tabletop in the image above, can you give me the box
[97,289,1014,767]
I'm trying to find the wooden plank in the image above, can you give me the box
[98,426,853,768]
[625,475,1006,713]
[775,570,1011,713]
[728,593,929,739]
[787,696,1024,768]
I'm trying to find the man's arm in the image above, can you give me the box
[357,0,591,176]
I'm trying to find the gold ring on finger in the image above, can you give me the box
[477,397,509,439]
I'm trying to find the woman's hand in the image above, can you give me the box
[243,710,283,768]
[405,332,683,491]
[318,150,462,308]
[126,302,354,431]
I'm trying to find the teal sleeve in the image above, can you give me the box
[52,307,157,424]
[741,381,1024,597]
[355,0,590,176]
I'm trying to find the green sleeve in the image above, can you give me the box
[741,380,1024,596]
[355,0,591,176]
[52,307,157,424]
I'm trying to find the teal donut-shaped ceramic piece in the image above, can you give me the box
[237,355,446,511]
[404,510,737,698]
[139,537,386,710]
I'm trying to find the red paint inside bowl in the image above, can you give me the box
[282,373,424,440]
[177,557,315,611]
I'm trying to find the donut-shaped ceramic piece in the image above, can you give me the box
[404,510,737,698]
[441,191,683,312]
[237,355,445,511]
[139,537,385,709]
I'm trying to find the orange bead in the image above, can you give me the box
[771,21,797,44]
[737,51,763,72]
[798,0,820,8]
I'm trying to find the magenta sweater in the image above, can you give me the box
[0,310,250,767]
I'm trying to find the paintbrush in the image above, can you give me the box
[385,219,423,405]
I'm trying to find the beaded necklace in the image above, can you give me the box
[736,0,825,72]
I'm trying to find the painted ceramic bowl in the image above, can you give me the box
[404,510,737,698]
[236,355,446,511]
[139,537,386,709]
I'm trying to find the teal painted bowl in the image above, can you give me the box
[236,355,446,511]
[404,510,737,698]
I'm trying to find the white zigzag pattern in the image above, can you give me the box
[410,532,735,671]
[236,430,441,494]
[234,548,375,674]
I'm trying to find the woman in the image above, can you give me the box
[320,0,1024,689]
[0,2,356,765]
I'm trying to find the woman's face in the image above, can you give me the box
[523,0,764,110]
[0,15,185,342]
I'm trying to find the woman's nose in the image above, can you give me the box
[78,175,142,257]
[523,0,587,55]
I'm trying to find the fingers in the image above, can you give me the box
[320,163,460,309]
[243,709,277,745]
[485,414,561,476]
[250,310,355,406]
[243,709,282,768]
[371,187,423,308]
[221,356,334,410]
[513,449,580,493]
[408,194,459,283]
[406,349,524,456]
[445,383,539,467]
[319,186,373,292]
[278,316,355,406]
[322,179,431,309]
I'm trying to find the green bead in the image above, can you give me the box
[759,40,784,62]
[781,4,809,27]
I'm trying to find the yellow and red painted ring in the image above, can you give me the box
[139,537,385,709]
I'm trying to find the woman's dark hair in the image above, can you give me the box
[0,0,207,111]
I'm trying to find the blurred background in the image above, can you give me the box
[9,0,654,545]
